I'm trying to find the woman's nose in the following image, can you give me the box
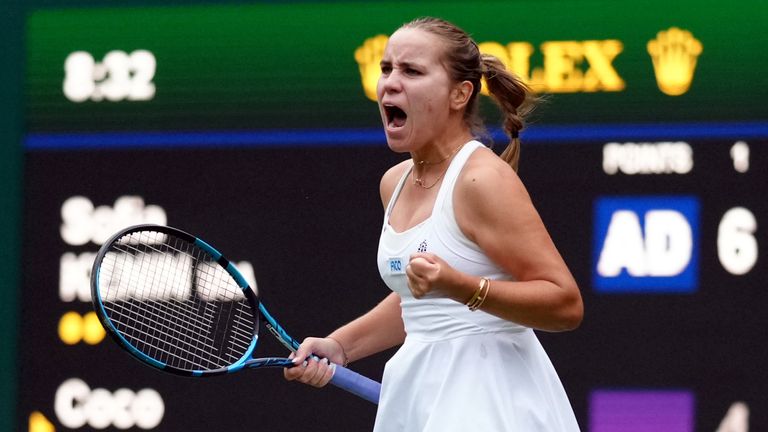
[379,72,403,94]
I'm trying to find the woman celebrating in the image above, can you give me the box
[285,17,583,431]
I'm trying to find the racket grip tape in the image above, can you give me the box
[330,364,381,404]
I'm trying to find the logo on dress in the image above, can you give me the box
[417,240,428,253]
[387,257,405,275]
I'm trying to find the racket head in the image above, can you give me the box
[91,224,275,376]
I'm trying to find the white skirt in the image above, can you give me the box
[373,329,580,432]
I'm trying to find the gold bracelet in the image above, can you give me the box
[465,277,487,306]
[469,278,491,311]
[466,277,490,311]
[326,336,349,367]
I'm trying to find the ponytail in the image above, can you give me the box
[481,54,536,172]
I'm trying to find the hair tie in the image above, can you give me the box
[483,66,497,80]
[480,54,490,71]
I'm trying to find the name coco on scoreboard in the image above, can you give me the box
[55,378,164,430]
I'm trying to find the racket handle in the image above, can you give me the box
[330,364,381,404]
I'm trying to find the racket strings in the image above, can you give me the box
[109,236,217,363]
[98,230,256,371]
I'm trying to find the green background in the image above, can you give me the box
[25,0,768,132]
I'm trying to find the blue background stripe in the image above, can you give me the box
[24,121,768,151]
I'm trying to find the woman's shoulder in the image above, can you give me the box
[455,145,530,210]
[379,159,412,209]
[453,145,535,243]
[382,159,412,181]
[460,145,521,188]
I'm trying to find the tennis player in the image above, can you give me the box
[286,17,583,431]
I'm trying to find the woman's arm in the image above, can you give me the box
[283,293,404,386]
[327,292,405,363]
[407,148,583,331]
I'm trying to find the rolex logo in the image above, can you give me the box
[354,34,388,101]
[647,27,703,96]
[353,28,703,101]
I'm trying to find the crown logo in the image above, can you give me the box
[647,27,703,96]
[354,35,389,102]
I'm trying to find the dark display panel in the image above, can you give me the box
[21,137,767,431]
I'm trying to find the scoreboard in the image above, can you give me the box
[19,1,768,431]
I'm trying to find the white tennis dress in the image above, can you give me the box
[373,141,580,431]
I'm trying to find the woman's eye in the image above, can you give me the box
[381,65,392,74]
[405,68,421,75]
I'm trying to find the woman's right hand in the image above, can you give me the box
[283,337,346,388]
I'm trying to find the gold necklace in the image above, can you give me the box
[413,167,450,189]
[412,143,464,189]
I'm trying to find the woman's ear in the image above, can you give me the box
[450,81,474,111]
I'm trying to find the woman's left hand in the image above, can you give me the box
[406,253,456,299]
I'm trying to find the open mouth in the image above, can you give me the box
[384,104,408,128]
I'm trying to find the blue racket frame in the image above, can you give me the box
[92,224,380,403]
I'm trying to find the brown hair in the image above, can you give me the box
[400,17,536,171]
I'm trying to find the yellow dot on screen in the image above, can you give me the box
[59,311,83,345]
[29,411,55,432]
[82,311,106,344]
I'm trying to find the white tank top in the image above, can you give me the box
[377,140,527,340]
[373,140,580,431]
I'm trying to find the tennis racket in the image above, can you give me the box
[90,224,380,404]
